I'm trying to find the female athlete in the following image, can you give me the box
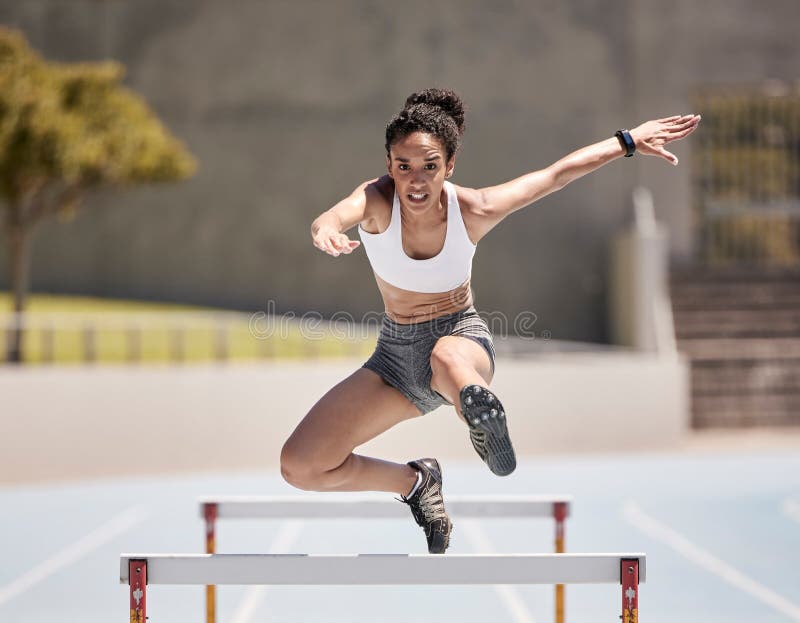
[281,88,700,554]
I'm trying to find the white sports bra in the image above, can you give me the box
[357,181,476,293]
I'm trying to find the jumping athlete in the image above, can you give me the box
[280,88,700,554]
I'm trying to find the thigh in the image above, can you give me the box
[451,335,494,381]
[430,334,494,390]
[283,367,421,470]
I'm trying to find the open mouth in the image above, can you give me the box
[407,192,429,203]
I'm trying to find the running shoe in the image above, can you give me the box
[399,458,452,554]
[460,384,517,476]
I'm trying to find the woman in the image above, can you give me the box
[281,88,700,554]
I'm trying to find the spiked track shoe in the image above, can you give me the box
[399,458,452,554]
[460,384,517,476]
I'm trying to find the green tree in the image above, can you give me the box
[0,27,196,363]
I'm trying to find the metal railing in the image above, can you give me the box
[692,83,800,267]
[0,311,377,364]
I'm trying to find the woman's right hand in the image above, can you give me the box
[629,114,701,166]
[312,226,361,257]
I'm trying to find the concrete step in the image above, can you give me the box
[671,266,800,283]
[693,394,800,428]
[676,337,800,361]
[670,281,800,309]
[690,359,800,395]
[670,268,800,309]
[673,309,800,339]
[671,295,800,312]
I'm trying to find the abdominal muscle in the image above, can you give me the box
[373,272,473,324]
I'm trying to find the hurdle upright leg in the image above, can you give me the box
[621,558,640,623]
[554,501,567,623]
[128,559,147,623]
[204,503,218,623]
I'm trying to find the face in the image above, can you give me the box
[387,132,455,214]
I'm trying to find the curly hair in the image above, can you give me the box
[385,88,466,161]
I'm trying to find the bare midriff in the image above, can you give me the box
[373,272,473,324]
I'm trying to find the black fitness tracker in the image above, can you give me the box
[615,129,636,157]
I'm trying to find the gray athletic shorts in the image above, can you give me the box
[362,305,496,415]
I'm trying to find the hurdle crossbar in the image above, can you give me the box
[198,494,572,519]
[121,554,644,621]
[199,495,571,623]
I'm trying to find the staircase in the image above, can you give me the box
[670,267,800,428]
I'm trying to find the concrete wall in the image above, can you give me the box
[1,1,798,342]
[0,355,689,485]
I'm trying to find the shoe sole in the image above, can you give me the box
[461,385,517,476]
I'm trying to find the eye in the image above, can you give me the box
[398,164,410,171]
[424,163,437,170]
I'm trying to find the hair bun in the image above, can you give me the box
[404,88,465,135]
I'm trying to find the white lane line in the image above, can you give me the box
[623,500,800,622]
[460,520,537,623]
[783,498,800,525]
[0,505,149,606]
[228,520,304,623]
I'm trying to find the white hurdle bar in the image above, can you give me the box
[198,494,572,520]
[121,553,645,621]
[199,495,572,623]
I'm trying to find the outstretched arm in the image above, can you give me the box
[310,178,381,257]
[474,114,701,226]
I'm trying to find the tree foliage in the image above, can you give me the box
[0,26,196,223]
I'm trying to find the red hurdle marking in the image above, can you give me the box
[128,559,146,623]
[622,558,640,623]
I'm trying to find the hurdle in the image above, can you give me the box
[200,494,571,623]
[121,552,644,622]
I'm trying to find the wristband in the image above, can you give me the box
[615,129,636,157]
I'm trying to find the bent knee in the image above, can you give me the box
[280,439,344,491]
[280,441,315,490]
[430,341,468,373]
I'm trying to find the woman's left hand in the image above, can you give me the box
[630,114,701,166]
